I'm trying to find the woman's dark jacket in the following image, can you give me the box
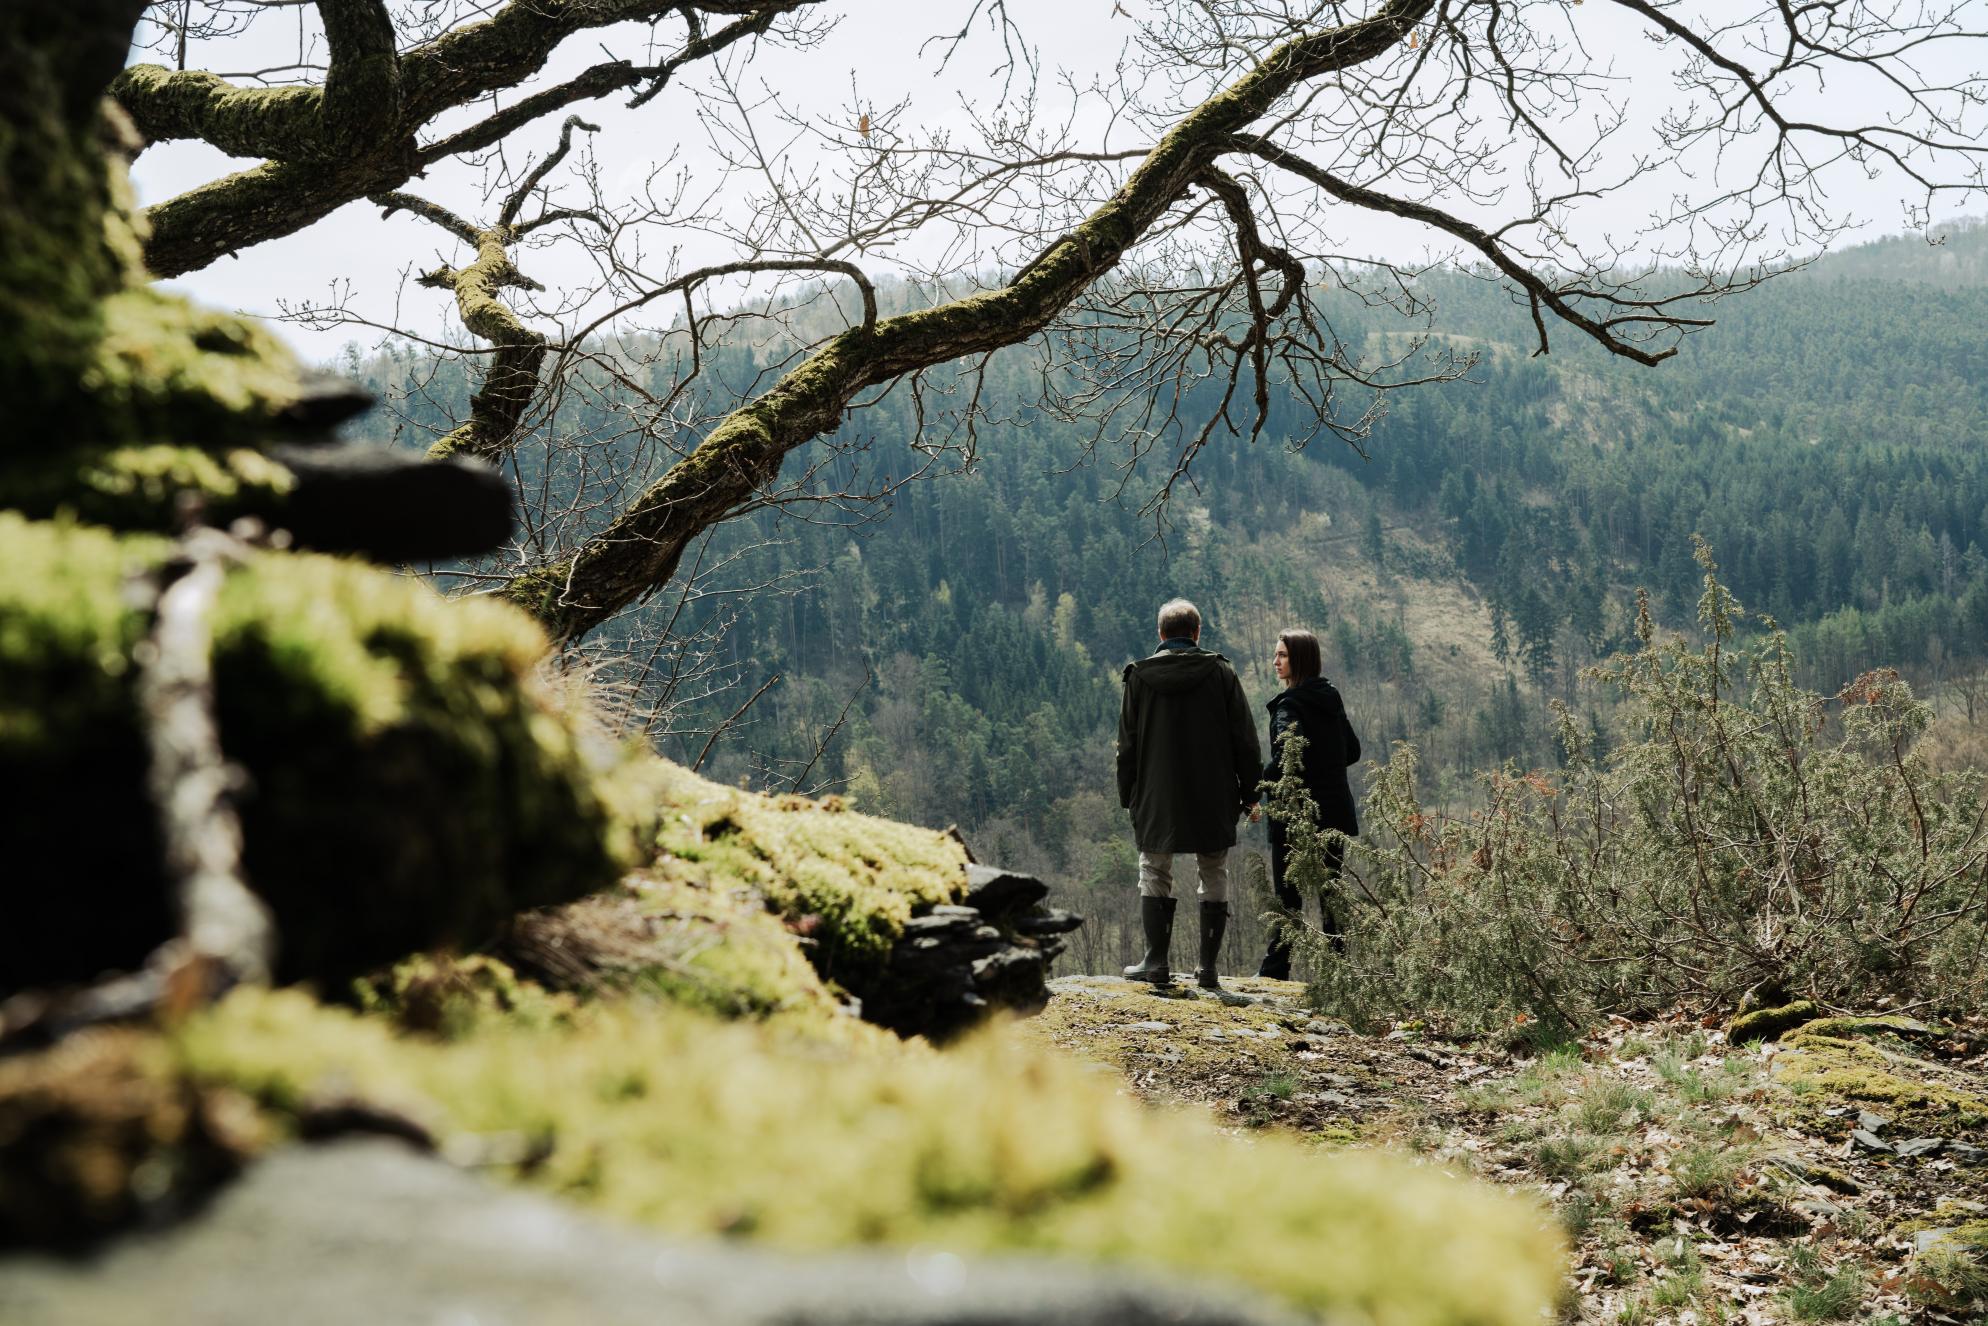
[1116,641,1261,853]
[1263,677,1361,840]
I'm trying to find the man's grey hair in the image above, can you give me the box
[1157,598,1201,640]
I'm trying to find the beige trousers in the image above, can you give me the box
[1137,849,1231,902]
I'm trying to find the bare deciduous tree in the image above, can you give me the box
[128,0,1988,657]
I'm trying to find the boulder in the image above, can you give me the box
[1726,999,1819,1044]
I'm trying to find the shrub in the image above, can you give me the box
[1296,538,1988,1036]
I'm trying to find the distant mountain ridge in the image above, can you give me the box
[1796,215,1988,287]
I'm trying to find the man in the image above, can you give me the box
[1116,598,1262,991]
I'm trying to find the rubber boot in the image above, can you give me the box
[1122,895,1176,984]
[1195,901,1229,991]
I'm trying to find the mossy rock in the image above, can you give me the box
[0,513,631,994]
[0,1028,263,1246]
[1770,1023,1988,1142]
[0,444,298,534]
[124,985,1560,1325]
[501,870,842,1022]
[647,762,968,995]
[1725,999,1818,1045]
[1794,1014,1948,1047]
[1896,1216,1988,1312]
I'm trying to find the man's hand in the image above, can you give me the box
[1245,803,1261,824]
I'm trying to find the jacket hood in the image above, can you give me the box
[1269,677,1341,720]
[1126,647,1232,694]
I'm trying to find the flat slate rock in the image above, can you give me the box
[0,1140,1305,1326]
[961,865,1050,917]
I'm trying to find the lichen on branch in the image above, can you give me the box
[118,2,806,278]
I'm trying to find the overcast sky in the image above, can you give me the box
[131,1,1985,365]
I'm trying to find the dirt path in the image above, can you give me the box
[1023,976,1988,1324]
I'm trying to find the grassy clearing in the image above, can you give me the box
[1408,1021,1945,1323]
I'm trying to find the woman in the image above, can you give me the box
[1252,628,1361,980]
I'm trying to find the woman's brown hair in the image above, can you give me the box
[1279,628,1322,684]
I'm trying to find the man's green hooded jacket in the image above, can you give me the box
[1116,641,1262,853]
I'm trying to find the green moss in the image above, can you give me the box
[1726,999,1818,1044]
[1892,1205,1988,1243]
[1899,1218,1988,1311]
[112,65,325,164]
[0,19,147,436]
[509,872,841,1022]
[0,48,318,459]
[0,513,629,993]
[0,444,297,531]
[1796,1162,1861,1196]
[1771,1027,1988,1140]
[164,986,1561,1325]
[72,288,315,446]
[1794,1015,1946,1046]
[354,955,579,1040]
[647,761,967,990]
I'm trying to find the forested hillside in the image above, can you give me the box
[343,220,1988,972]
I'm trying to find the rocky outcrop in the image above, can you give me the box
[866,865,1084,1040]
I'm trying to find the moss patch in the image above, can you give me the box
[156,986,1561,1325]
[0,444,297,533]
[77,289,314,445]
[1793,1014,1947,1048]
[646,761,967,991]
[354,954,581,1040]
[0,513,630,993]
[1771,1025,1988,1141]
[502,870,840,1022]
[1726,999,1818,1045]
[1898,1216,1988,1311]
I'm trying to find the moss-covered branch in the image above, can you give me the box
[416,230,549,463]
[119,2,805,278]
[380,160,576,462]
[111,65,326,162]
[142,153,420,277]
[319,0,402,157]
[507,0,1437,641]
